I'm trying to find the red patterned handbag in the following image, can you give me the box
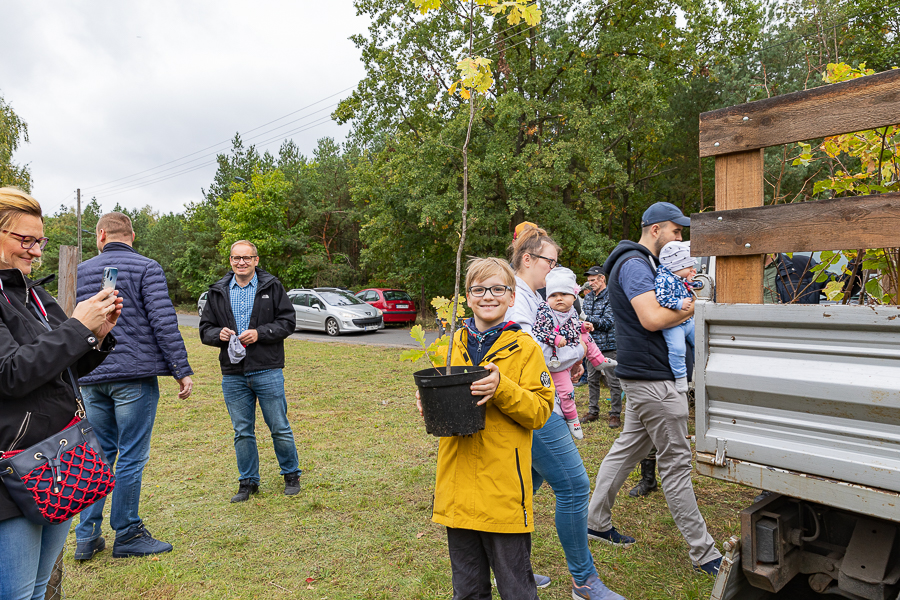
[0,415,116,525]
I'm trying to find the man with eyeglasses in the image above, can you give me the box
[74,211,193,560]
[199,240,301,503]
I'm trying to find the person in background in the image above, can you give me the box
[0,187,121,599]
[417,257,553,600]
[586,202,722,576]
[580,266,624,429]
[199,240,302,503]
[74,211,193,560]
[764,253,826,304]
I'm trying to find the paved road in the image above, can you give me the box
[177,313,440,348]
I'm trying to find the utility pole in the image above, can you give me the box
[76,188,82,263]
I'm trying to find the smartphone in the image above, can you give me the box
[101,267,118,298]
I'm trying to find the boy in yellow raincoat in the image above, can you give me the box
[417,257,554,599]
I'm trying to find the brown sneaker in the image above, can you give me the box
[608,415,621,429]
[581,411,600,423]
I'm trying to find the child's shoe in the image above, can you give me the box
[675,377,688,393]
[567,418,584,440]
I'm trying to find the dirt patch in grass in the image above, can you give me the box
[62,331,755,599]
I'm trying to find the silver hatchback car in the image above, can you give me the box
[287,288,384,336]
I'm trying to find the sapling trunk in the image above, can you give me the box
[443,1,478,375]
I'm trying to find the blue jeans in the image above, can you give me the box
[76,377,160,542]
[531,411,596,585]
[662,317,695,379]
[222,369,300,483]
[0,516,71,600]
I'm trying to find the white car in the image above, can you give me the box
[287,288,384,336]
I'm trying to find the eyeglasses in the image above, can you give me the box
[468,285,512,298]
[230,255,258,264]
[529,253,558,269]
[2,230,50,251]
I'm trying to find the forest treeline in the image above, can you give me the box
[2,0,897,306]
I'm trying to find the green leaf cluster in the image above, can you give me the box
[0,94,31,191]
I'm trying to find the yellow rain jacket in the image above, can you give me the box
[432,326,554,533]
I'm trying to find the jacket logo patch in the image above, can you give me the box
[540,372,551,388]
[262,294,269,299]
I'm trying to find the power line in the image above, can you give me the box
[83,86,355,195]
[89,105,340,196]
[95,116,336,200]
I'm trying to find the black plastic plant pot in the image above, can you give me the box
[414,365,489,437]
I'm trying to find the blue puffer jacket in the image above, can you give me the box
[582,287,616,351]
[76,242,193,384]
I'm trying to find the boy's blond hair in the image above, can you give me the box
[465,257,516,290]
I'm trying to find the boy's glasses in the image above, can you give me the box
[468,285,512,298]
[2,230,50,250]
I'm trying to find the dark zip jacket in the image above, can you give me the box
[603,241,692,381]
[0,269,115,521]
[198,268,296,375]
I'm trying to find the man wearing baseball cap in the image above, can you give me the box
[585,202,723,575]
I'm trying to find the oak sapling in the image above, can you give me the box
[409,0,543,372]
[400,296,466,368]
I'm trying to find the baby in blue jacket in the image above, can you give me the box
[656,241,701,393]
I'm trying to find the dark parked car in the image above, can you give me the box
[356,288,417,325]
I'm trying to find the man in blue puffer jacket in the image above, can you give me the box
[73,212,193,560]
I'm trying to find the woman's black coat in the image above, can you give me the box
[0,269,114,521]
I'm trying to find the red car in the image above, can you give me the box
[355,288,417,324]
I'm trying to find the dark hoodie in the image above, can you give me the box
[603,241,692,381]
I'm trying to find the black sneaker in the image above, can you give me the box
[231,480,259,503]
[74,536,106,561]
[587,526,635,548]
[284,471,301,496]
[112,524,173,558]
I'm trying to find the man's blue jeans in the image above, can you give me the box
[531,411,597,586]
[0,516,71,600]
[76,377,159,542]
[222,369,300,483]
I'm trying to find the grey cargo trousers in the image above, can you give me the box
[586,378,721,565]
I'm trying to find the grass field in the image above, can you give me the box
[62,329,756,599]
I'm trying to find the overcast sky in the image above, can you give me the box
[0,1,368,216]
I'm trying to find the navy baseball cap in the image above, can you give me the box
[584,266,605,276]
[641,202,691,228]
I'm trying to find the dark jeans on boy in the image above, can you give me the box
[447,527,538,600]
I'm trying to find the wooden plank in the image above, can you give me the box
[713,150,764,303]
[700,68,900,157]
[691,192,900,257]
[57,246,78,317]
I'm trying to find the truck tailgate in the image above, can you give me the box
[694,302,900,522]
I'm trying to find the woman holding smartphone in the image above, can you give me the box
[0,187,122,599]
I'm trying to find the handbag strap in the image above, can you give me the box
[28,288,86,419]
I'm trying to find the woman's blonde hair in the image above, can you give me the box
[507,222,560,271]
[0,187,43,268]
